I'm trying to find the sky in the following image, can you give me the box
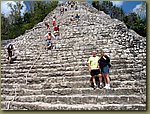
[112,1,145,14]
[1,1,27,17]
[1,1,146,18]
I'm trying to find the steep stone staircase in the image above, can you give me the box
[1,2,146,110]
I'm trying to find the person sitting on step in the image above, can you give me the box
[75,5,78,10]
[98,50,111,89]
[75,13,80,20]
[69,15,76,25]
[74,13,80,25]
[70,15,75,21]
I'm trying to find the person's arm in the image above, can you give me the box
[12,45,15,56]
[105,55,110,63]
[44,33,48,38]
[88,63,91,72]
[51,33,55,39]
[98,59,100,69]
[87,58,91,71]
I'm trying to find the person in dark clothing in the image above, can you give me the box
[75,14,80,20]
[98,50,111,89]
[6,43,14,63]
[45,22,50,31]
[60,5,64,15]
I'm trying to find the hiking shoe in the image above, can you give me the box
[99,85,103,89]
[93,84,97,90]
[104,86,110,89]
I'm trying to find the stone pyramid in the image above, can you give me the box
[1,2,146,110]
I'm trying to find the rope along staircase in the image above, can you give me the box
[1,2,146,110]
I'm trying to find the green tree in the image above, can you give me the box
[92,1,146,37]
[92,1,100,10]
[101,1,113,15]
[1,1,58,40]
[111,6,124,21]
[1,14,9,40]
[123,12,146,37]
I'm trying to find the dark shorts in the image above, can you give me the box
[101,65,109,74]
[8,51,12,57]
[90,69,100,76]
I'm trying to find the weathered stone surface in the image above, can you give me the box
[1,1,146,110]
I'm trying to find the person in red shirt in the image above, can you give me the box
[54,25,59,31]
[52,16,56,27]
[53,25,60,37]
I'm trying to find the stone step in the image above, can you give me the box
[1,69,87,76]
[1,94,146,105]
[1,80,146,90]
[0,73,145,82]
[1,87,146,96]
[1,62,137,70]
[1,63,143,74]
[1,67,144,76]
[1,57,136,64]
[1,101,146,110]
[1,64,88,71]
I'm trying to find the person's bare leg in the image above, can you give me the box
[106,74,110,84]
[98,73,103,88]
[98,74,102,84]
[104,74,110,89]
[92,76,96,88]
[103,74,107,86]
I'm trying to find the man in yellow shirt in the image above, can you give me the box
[88,51,102,89]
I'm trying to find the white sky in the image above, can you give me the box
[133,3,146,17]
[1,1,27,17]
[112,1,124,7]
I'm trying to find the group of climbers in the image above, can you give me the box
[59,1,78,15]
[43,14,60,50]
[43,1,80,50]
[67,1,78,10]
[88,50,111,89]
[70,13,80,24]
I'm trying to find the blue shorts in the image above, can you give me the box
[101,65,109,74]
[46,40,52,46]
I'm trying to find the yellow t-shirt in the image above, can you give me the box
[88,56,100,70]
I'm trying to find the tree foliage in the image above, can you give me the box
[92,1,146,37]
[1,1,58,40]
